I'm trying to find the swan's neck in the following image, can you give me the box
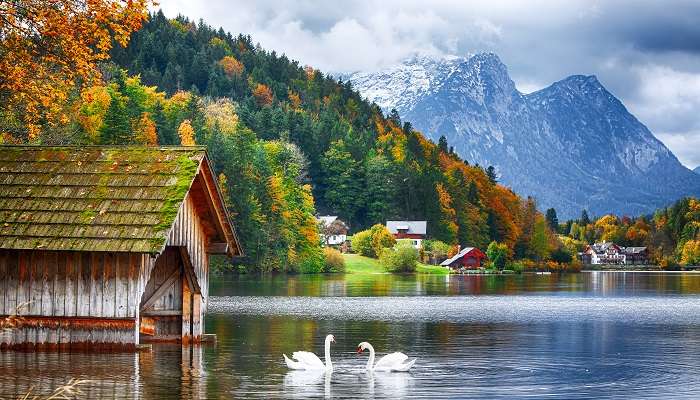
[324,337,333,371]
[366,343,375,370]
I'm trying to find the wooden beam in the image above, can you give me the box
[178,247,201,294]
[207,243,228,255]
[141,310,183,316]
[139,268,179,312]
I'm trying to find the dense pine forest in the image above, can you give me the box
[4,11,696,271]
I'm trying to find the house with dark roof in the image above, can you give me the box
[386,220,427,249]
[0,146,241,350]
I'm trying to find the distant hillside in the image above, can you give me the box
[103,12,562,265]
[347,53,700,219]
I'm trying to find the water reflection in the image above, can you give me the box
[1,272,699,399]
[211,271,700,297]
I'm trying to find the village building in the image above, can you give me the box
[0,146,241,350]
[386,220,427,249]
[623,247,649,265]
[440,247,487,270]
[580,242,648,265]
[317,215,348,246]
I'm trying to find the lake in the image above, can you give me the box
[2,271,700,399]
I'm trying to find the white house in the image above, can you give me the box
[386,220,427,249]
[318,215,348,246]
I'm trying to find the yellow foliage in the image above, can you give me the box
[78,85,112,142]
[252,83,273,106]
[134,112,157,145]
[288,90,302,111]
[204,98,239,135]
[178,119,195,146]
[219,56,244,77]
[0,0,151,138]
[680,240,700,265]
[304,66,316,80]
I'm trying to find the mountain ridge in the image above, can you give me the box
[347,53,700,218]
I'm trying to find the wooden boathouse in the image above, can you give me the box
[0,146,241,350]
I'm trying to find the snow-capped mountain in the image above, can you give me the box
[346,53,700,218]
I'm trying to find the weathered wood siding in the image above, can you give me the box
[139,247,183,340]
[0,249,151,349]
[165,192,209,338]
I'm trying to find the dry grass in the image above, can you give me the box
[18,379,91,400]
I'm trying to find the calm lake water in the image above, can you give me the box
[2,271,700,399]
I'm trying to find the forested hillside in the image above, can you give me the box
[2,11,563,271]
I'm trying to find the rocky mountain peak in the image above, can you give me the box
[347,53,700,218]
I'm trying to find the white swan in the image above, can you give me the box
[283,334,335,371]
[357,342,416,372]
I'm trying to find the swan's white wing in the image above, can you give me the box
[374,352,409,369]
[390,358,416,372]
[284,354,305,370]
[292,351,325,369]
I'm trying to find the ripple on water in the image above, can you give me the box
[209,295,700,325]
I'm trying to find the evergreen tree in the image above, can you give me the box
[438,135,448,153]
[580,209,591,226]
[321,140,363,222]
[388,108,401,126]
[99,93,130,144]
[486,165,498,184]
[545,208,559,233]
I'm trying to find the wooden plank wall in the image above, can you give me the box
[166,193,209,337]
[0,249,143,348]
[138,247,183,340]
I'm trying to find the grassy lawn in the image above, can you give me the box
[416,263,451,275]
[343,254,385,274]
[343,254,450,275]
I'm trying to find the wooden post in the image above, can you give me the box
[192,293,202,341]
[182,277,192,344]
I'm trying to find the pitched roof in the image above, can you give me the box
[386,221,427,235]
[317,216,338,225]
[0,145,240,254]
[623,246,647,254]
[440,247,480,266]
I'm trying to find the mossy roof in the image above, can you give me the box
[0,145,209,253]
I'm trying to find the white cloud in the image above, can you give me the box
[157,0,700,168]
[655,132,700,169]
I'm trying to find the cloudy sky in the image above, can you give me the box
[160,0,700,169]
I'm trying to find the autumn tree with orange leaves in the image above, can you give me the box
[0,0,152,141]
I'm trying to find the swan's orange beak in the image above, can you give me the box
[356,346,363,354]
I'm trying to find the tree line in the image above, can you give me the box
[1,8,572,272]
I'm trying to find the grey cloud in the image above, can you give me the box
[159,0,700,168]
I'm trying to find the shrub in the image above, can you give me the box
[550,246,573,263]
[423,239,452,263]
[298,252,324,274]
[510,261,525,273]
[486,241,509,270]
[351,224,395,258]
[322,247,345,273]
[370,224,396,257]
[351,230,373,256]
[380,243,419,273]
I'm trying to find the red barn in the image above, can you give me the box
[440,247,487,269]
